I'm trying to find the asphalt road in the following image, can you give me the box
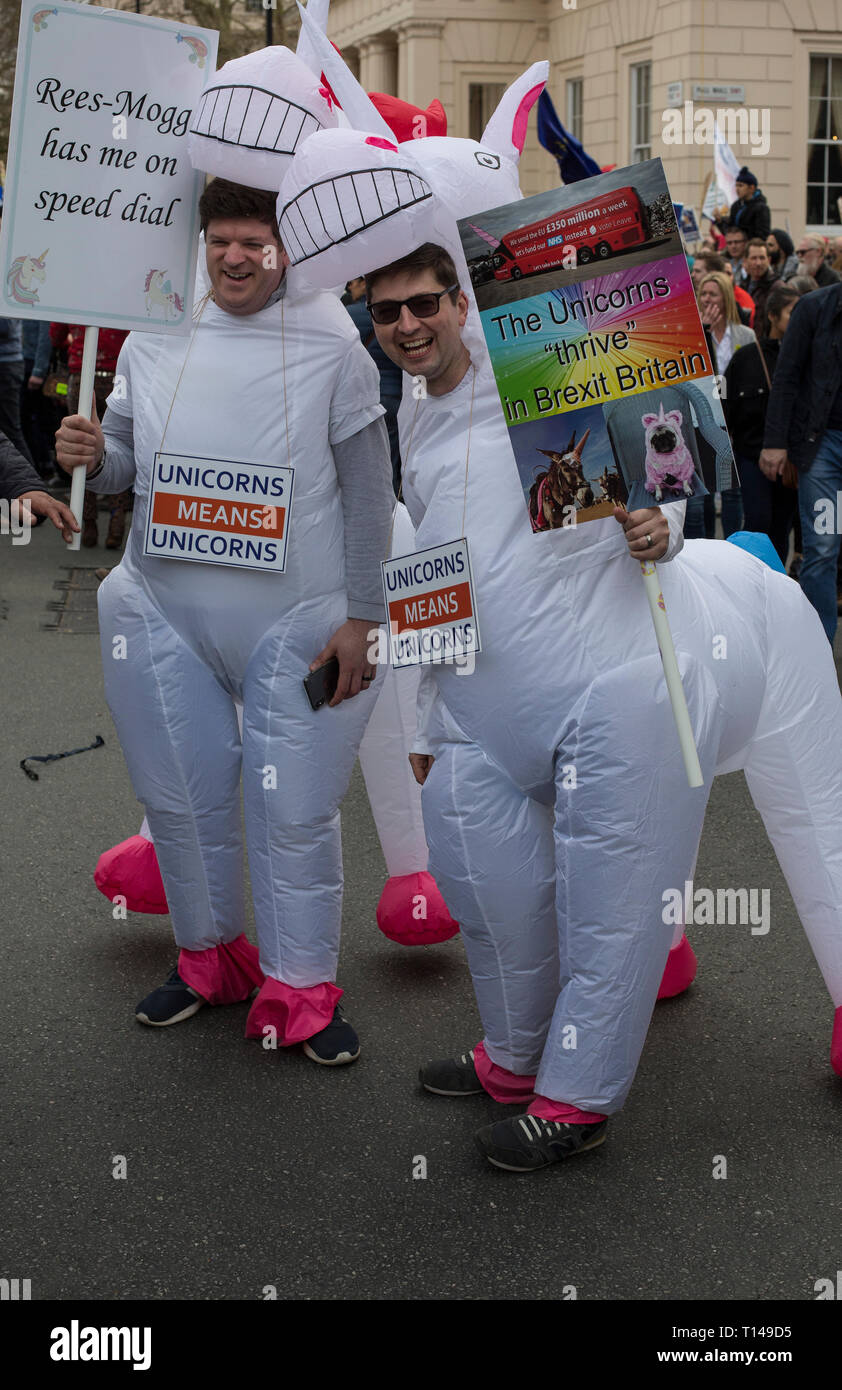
[1,512,841,1303]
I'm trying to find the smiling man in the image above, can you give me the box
[56,179,394,1062]
[368,259,470,392]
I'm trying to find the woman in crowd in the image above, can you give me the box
[723,282,800,564]
[685,271,753,539]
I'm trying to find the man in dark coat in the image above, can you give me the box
[743,237,780,338]
[760,281,842,640]
[794,234,841,288]
[714,167,771,242]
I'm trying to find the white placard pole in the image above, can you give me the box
[639,560,704,788]
[67,325,99,552]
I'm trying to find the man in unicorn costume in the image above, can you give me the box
[279,25,842,1169]
[56,46,397,1064]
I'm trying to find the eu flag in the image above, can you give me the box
[537,89,602,184]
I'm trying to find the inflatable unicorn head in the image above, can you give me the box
[187,45,339,190]
[278,22,547,324]
[286,2,547,234]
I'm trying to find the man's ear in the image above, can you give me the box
[457,290,469,325]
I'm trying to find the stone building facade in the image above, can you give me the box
[104,0,842,236]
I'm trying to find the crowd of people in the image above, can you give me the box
[689,165,842,642]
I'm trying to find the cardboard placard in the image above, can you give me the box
[144,453,294,572]
[0,1,218,332]
[383,538,480,668]
[459,158,738,531]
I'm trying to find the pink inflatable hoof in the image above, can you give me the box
[94,835,169,915]
[831,1007,842,1078]
[657,934,697,999]
[376,871,459,946]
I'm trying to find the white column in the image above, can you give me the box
[395,19,444,108]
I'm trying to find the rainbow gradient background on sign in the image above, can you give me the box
[479,254,712,424]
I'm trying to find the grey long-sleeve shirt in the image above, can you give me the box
[87,407,393,622]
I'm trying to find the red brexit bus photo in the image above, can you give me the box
[490,186,651,281]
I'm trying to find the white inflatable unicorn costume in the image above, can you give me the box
[273,8,842,1117]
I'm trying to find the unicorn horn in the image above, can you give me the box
[295,0,397,140]
[296,0,331,78]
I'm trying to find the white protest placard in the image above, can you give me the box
[144,453,295,573]
[0,1,218,333]
[383,538,481,669]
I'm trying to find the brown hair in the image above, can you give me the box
[765,283,799,322]
[693,250,728,273]
[199,178,281,244]
[365,242,460,304]
[697,271,741,325]
[746,237,768,251]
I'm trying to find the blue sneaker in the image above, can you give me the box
[302,1005,360,1065]
[135,967,205,1027]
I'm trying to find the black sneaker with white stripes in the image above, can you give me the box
[135,967,205,1027]
[474,1113,608,1172]
[301,1005,360,1066]
[419,1050,483,1096]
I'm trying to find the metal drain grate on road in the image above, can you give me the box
[42,566,112,633]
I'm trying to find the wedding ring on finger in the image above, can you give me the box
[646,533,653,547]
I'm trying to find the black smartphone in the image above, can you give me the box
[303,657,340,711]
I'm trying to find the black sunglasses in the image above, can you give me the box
[367,284,459,325]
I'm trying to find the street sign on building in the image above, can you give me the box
[691,84,745,104]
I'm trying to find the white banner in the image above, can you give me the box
[713,120,739,209]
[0,1,218,333]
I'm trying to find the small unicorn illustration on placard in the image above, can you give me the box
[176,34,208,68]
[7,250,48,305]
[144,269,184,320]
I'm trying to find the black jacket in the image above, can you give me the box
[715,190,771,242]
[0,431,45,502]
[814,260,841,288]
[746,267,780,338]
[723,337,780,460]
[763,283,842,469]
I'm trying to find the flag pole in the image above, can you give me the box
[639,558,704,787]
[67,324,99,552]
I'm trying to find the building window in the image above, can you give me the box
[566,78,583,143]
[630,62,651,163]
[808,55,842,226]
[469,83,507,143]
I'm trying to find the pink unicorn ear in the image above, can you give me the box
[481,62,549,161]
[642,413,658,427]
[665,410,683,427]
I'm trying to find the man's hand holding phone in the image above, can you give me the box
[308,618,377,707]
